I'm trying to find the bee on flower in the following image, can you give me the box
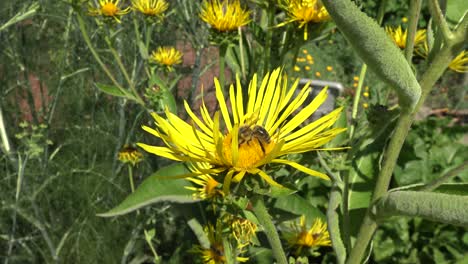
[138,68,346,194]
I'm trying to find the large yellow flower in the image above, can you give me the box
[88,0,130,23]
[132,0,168,17]
[283,216,331,255]
[150,47,183,71]
[278,0,330,40]
[385,26,426,49]
[138,68,346,193]
[200,0,251,32]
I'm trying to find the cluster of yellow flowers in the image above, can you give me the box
[88,0,168,23]
[386,25,467,73]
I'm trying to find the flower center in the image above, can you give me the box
[222,125,275,170]
[101,3,118,16]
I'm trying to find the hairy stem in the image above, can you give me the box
[251,196,287,264]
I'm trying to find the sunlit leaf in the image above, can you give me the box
[97,163,196,217]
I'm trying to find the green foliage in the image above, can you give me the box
[395,116,468,186]
[98,163,197,217]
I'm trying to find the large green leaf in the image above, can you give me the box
[97,163,196,217]
[274,193,325,221]
[347,113,398,235]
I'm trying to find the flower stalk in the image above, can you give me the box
[251,196,287,264]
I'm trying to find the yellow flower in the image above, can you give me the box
[278,0,330,40]
[193,224,249,264]
[294,65,301,71]
[401,17,408,23]
[306,54,313,63]
[150,47,183,71]
[118,145,144,166]
[132,0,168,17]
[353,76,359,81]
[448,50,468,73]
[138,68,346,193]
[416,42,467,73]
[229,217,257,247]
[326,66,333,72]
[305,65,311,71]
[386,26,426,49]
[315,71,321,77]
[88,0,130,23]
[186,163,224,200]
[200,0,251,32]
[363,92,369,97]
[284,216,331,255]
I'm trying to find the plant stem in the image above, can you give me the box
[251,196,287,264]
[348,64,367,139]
[218,43,227,93]
[327,183,347,264]
[238,27,246,80]
[104,36,145,106]
[75,13,123,92]
[346,22,467,264]
[262,7,274,75]
[128,165,135,193]
[404,0,422,62]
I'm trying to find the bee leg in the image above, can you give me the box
[258,140,266,154]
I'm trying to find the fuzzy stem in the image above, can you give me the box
[404,0,423,62]
[251,196,287,264]
[346,24,467,264]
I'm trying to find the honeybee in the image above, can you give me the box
[238,124,271,153]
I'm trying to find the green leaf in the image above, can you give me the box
[446,0,468,24]
[274,193,325,221]
[97,163,196,217]
[95,83,136,100]
[149,74,177,114]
